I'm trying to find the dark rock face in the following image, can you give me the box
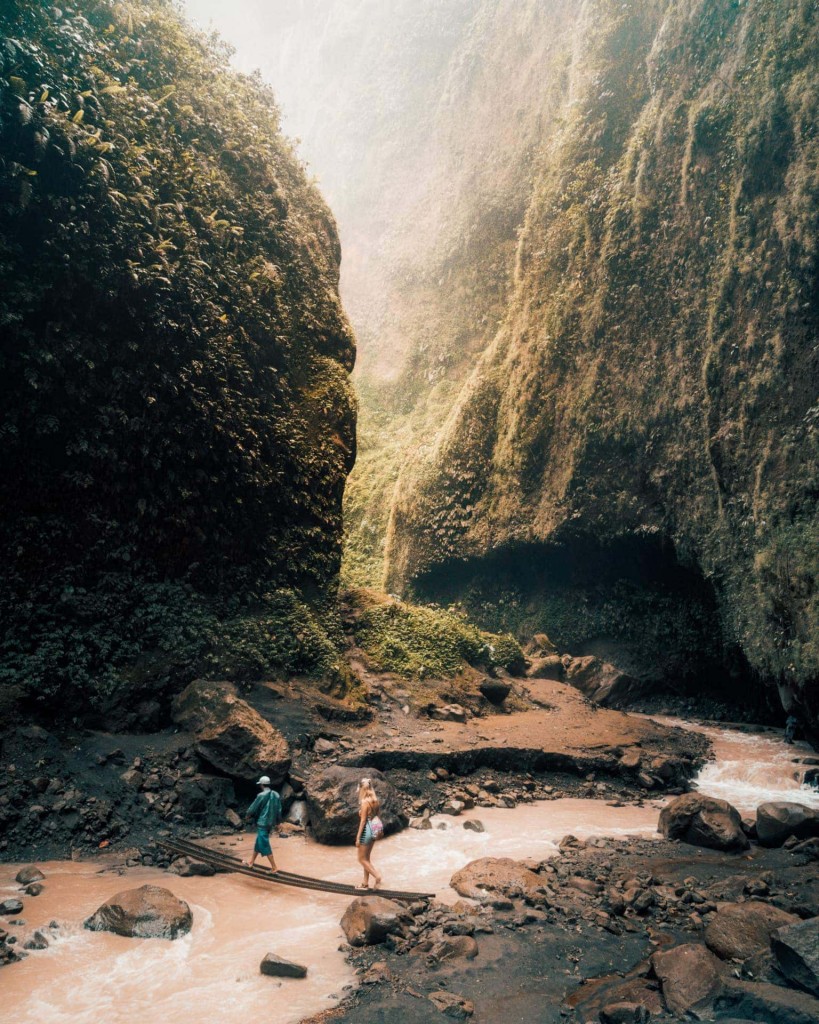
[658,793,749,851]
[373,0,819,731]
[478,679,511,705]
[564,657,645,708]
[340,896,412,947]
[651,943,724,1018]
[704,902,800,961]
[84,885,192,939]
[304,766,405,845]
[772,918,819,997]
[260,953,308,978]
[756,802,819,848]
[173,680,290,785]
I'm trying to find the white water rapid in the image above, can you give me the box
[1,718,816,1024]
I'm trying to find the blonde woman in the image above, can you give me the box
[355,778,384,890]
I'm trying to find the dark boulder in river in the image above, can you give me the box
[305,766,405,844]
[658,793,749,852]
[84,885,192,939]
[260,953,307,978]
[15,867,44,886]
[340,896,412,947]
[756,801,819,848]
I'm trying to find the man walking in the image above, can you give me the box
[244,774,282,871]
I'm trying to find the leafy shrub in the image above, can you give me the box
[351,592,523,679]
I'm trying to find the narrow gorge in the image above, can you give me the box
[1,2,818,1023]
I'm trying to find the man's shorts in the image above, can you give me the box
[254,828,272,855]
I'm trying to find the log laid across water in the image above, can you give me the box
[156,837,435,901]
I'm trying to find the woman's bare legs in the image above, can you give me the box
[356,841,382,888]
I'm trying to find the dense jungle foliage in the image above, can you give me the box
[0,0,356,719]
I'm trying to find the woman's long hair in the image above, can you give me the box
[358,777,380,815]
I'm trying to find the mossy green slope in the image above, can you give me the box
[0,0,355,717]
[386,0,818,722]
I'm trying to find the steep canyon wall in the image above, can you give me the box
[255,0,818,725]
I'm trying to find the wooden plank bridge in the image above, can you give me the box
[157,837,435,901]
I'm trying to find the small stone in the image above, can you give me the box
[428,990,474,1019]
[442,799,465,816]
[314,738,336,755]
[225,808,242,828]
[260,953,307,978]
[0,900,24,916]
[361,960,391,984]
[23,930,49,951]
[463,819,485,833]
[25,884,44,897]
[121,769,144,791]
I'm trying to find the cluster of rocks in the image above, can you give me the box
[405,764,666,829]
[323,786,819,1023]
[0,865,56,963]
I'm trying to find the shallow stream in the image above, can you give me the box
[2,718,816,1024]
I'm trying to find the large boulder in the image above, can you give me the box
[716,977,819,1023]
[340,896,412,947]
[450,857,542,902]
[564,656,645,707]
[304,766,405,845]
[651,943,725,1018]
[772,917,819,997]
[705,902,800,961]
[173,680,290,785]
[756,802,819,848]
[84,885,192,939]
[525,654,564,681]
[659,792,749,851]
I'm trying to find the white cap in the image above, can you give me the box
[257,775,271,786]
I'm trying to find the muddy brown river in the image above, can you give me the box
[1,719,816,1024]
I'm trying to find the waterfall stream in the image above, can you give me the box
[1,718,815,1024]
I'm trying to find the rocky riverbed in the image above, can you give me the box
[303,814,819,1024]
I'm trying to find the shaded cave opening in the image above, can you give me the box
[411,533,775,720]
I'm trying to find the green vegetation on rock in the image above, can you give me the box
[0,0,355,719]
[348,590,524,680]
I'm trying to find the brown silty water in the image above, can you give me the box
[2,720,815,1023]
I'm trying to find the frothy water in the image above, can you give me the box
[649,716,819,813]
[0,800,660,1024]
[2,718,817,1022]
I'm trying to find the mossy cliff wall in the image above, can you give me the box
[384,1,818,724]
[0,0,355,718]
